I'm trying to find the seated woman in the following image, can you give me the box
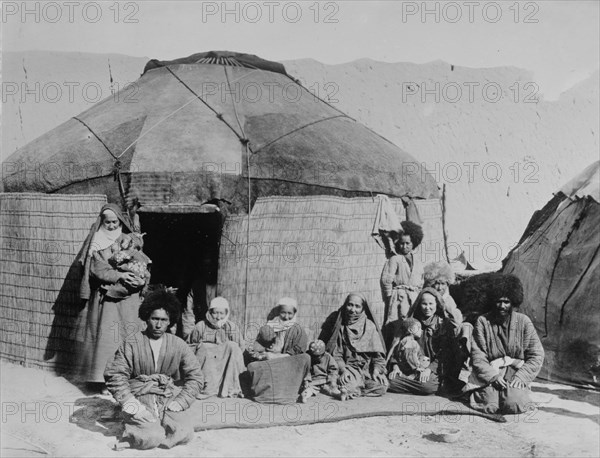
[187,297,245,398]
[469,274,544,414]
[424,261,473,394]
[320,293,388,400]
[104,289,203,450]
[380,221,425,345]
[388,287,462,395]
[245,297,311,404]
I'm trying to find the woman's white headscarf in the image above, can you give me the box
[207,297,230,329]
[267,297,298,332]
[89,209,123,255]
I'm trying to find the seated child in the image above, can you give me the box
[105,233,151,299]
[248,325,285,361]
[304,340,341,400]
[387,318,431,381]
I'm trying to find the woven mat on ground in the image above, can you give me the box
[188,392,507,430]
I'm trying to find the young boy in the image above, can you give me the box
[387,318,431,381]
[304,340,341,400]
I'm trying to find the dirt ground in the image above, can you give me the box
[1,361,598,457]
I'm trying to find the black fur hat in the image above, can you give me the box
[487,274,524,308]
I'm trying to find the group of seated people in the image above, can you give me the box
[102,221,545,450]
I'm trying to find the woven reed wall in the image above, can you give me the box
[218,196,444,343]
[0,193,106,369]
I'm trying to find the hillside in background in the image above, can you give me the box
[2,51,598,268]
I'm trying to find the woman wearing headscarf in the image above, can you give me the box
[387,287,462,395]
[77,203,150,391]
[246,297,311,404]
[319,293,388,399]
[424,261,474,394]
[187,297,245,398]
[380,221,425,346]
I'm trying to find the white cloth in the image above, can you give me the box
[371,194,402,257]
[89,226,122,255]
[207,297,230,329]
[148,336,163,371]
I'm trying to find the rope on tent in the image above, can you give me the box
[542,200,586,337]
[73,117,118,160]
[251,115,348,155]
[164,66,247,143]
[223,65,253,330]
[559,243,599,324]
[73,116,129,210]
[558,203,598,325]
[288,77,349,118]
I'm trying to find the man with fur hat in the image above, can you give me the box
[469,274,544,414]
[423,261,459,311]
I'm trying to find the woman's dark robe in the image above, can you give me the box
[246,321,311,404]
[320,301,387,397]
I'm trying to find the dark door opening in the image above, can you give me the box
[139,211,223,328]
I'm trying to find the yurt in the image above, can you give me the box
[0,51,445,370]
[502,161,600,387]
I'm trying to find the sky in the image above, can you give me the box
[1,0,599,99]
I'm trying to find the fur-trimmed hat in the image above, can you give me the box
[424,261,456,285]
[487,274,524,308]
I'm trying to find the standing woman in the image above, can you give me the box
[388,287,462,395]
[187,297,245,398]
[320,293,388,399]
[380,221,425,328]
[77,203,149,391]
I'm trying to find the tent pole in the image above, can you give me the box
[442,184,450,263]
[244,142,251,336]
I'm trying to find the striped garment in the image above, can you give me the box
[471,311,544,385]
[104,331,203,409]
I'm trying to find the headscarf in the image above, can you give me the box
[408,287,448,360]
[408,287,447,324]
[325,293,386,355]
[89,209,123,255]
[77,203,134,300]
[266,297,298,333]
[206,297,230,329]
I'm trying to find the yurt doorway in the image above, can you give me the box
[138,208,223,330]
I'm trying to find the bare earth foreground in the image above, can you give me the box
[1,361,598,457]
